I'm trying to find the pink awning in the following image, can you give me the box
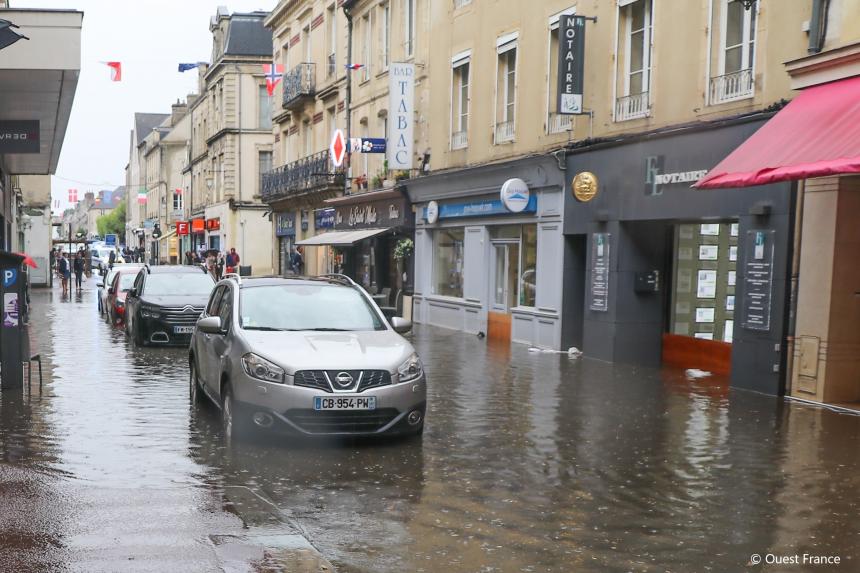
[695,75,860,189]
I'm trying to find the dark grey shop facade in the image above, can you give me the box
[562,115,795,395]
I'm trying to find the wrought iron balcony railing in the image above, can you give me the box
[548,112,573,134]
[615,91,650,122]
[710,68,754,105]
[282,62,316,110]
[261,150,344,203]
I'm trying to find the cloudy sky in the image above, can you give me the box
[13,0,273,213]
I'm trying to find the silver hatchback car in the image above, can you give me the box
[189,275,426,440]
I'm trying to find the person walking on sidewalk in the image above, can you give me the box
[216,252,225,280]
[73,251,84,290]
[226,248,240,274]
[58,252,70,295]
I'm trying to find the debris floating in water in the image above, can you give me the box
[527,347,583,358]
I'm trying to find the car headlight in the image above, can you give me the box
[242,353,285,384]
[397,353,423,383]
[141,308,161,318]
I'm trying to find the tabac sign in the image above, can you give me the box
[0,120,39,153]
[557,15,586,115]
[388,63,415,170]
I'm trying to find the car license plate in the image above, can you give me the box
[314,396,377,411]
[174,326,194,334]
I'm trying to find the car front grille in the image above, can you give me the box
[293,370,392,393]
[284,408,400,434]
[158,306,205,325]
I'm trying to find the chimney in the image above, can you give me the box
[172,99,189,124]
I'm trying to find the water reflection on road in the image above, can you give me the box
[0,280,857,572]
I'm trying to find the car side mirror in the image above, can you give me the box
[107,287,114,295]
[96,281,104,288]
[198,316,222,334]
[128,288,137,298]
[390,316,412,334]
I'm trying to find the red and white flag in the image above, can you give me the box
[105,61,122,81]
[68,189,78,203]
[263,62,284,96]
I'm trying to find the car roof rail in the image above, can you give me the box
[320,273,357,287]
[223,272,242,285]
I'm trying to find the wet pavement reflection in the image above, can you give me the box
[1,277,858,572]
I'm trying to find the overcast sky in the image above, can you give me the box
[13,0,273,214]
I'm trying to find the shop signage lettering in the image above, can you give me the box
[176,222,190,236]
[387,63,415,170]
[422,195,537,221]
[557,15,586,115]
[0,120,40,153]
[275,212,296,237]
[315,208,335,229]
[334,198,410,229]
[500,178,531,213]
[191,218,205,233]
[742,230,774,331]
[389,204,400,220]
[206,218,221,231]
[645,156,708,196]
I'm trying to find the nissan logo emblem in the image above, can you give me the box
[334,372,354,388]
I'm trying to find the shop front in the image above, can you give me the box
[274,211,296,276]
[408,155,565,349]
[297,190,414,311]
[562,115,794,395]
[190,217,206,253]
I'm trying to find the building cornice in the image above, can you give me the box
[784,41,860,89]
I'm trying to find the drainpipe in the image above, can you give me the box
[235,63,243,253]
[808,0,830,54]
[344,3,354,196]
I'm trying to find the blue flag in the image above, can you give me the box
[178,63,200,73]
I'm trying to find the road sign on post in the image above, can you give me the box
[330,129,346,167]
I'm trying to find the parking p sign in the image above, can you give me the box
[3,268,17,288]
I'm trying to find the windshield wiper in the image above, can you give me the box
[304,327,354,332]
[243,326,289,331]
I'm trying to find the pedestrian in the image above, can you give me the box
[205,251,216,279]
[184,251,193,266]
[108,249,116,270]
[290,246,304,275]
[216,252,225,280]
[226,247,240,274]
[73,251,84,289]
[58,252,70,294]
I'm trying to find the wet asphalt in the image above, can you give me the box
[0,275,858,572]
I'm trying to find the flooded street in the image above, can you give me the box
[1,278,859,572]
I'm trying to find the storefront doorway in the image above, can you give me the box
[487,239,520,343]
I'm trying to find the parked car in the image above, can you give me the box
[189,275,426,441]
[97,263,143,314]
[105,268,142,326]
[92,247,125,275]
[125,265,215,346]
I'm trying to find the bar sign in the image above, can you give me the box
[557,15,586,115]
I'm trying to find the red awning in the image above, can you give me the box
[695,75,860,189]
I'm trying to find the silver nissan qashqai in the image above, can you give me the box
[189,274,426,441]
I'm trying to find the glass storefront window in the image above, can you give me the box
[433,228,464,297]
[520,224,537,307]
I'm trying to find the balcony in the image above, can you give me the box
[710,68,754,105]
[451,130,468,150]
[261,150,345,204]
[494,120,515,144]
[548,113,573,135]
[282,63,316,110]
[615,91,650,122]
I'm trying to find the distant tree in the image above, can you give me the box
[96,201,127,238]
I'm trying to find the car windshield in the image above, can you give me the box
[104,269,118,286]
[240,284,386,331]
[144,273,214,296]
[117,274,137,291]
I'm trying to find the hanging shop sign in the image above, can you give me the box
[0,120,39,154]
[275,212,296,237]
[330,129,346,167]
[348,137,387,154]
[315,207,336,229]
[191,218,205,233]
[205,218,221,231]
[423,195,537,221]
[500,178,531,213]
[644,156,709,196]
[572,171,599,202]
[334,196,410,230]
[557,15,586,115]
[176,221,190,236]
[426,201,439,224]
[388,63,415,170]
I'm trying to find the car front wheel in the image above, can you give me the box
[190,360,202,405]
[221,385,250,442]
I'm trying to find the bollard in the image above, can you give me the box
[0,252,27,390]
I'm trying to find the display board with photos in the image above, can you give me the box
[670,221,739,343]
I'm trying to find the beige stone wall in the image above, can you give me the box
[17,175,51,207]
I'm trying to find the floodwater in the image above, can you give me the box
[1,277,858,572]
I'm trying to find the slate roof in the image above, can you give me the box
[134,113,170,146]
[223,13,272,57]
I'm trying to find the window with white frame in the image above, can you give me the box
[172,189,184,213]
[362,13,372,81]
[616,0,652,121]
[451,52,470,150]
[327,4,337,78]
[403,0,416,58]
[711,0,756,104]
[495,34,517,143]
[454,0,472,9]
[258,151,272,193]
[258,85,272,129]
[380,2,390,70]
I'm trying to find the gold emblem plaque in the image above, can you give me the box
[572,172,598,202]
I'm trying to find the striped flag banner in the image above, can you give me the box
[137,190,147,205]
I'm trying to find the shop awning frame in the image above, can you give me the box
[295,228,392,247]
[695,75,860,189]
[157,229,177,242]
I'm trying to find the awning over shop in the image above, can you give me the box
[695,75,860,189]
[157,229,177,242]
[295,228,391,246]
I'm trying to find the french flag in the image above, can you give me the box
[345,63,365,70]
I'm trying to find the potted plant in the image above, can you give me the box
[354,174,368,191]
[382,159,395,188]
[371,174,383,189]
[393,238,413,261]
